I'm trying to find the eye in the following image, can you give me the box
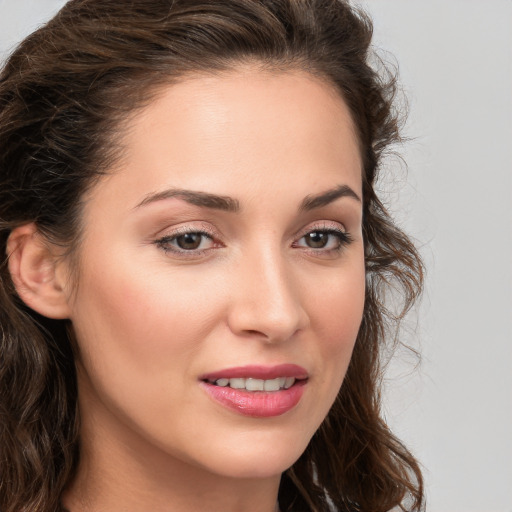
[173,232,209,250]
[154,229,216,255]
[294,227,352,252]
[302,231,335,249]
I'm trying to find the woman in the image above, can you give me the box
[0,1,424,511]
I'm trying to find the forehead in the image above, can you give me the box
[91,67,362,212]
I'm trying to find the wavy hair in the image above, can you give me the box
[0,1,424,511]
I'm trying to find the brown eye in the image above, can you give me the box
[175,233,204,250]
[155,230,215,255]
[294,228,351,253]
[304,231,330,248]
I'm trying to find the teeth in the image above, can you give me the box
[229,378,245,389]
[263,378,281,392]
[246,378,264,391]
[284,377,295,389]
[212,377,297,391]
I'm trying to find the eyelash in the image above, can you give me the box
[292,226,353,255]
[154,226,219,258]
[153,224,352,258]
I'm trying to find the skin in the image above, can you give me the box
[58,66,366,512]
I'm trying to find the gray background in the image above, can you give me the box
[1,1,511,511]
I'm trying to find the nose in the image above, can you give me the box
[226,248,310,343]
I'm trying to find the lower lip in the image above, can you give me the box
[200,381,306,418]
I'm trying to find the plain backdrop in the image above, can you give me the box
[1,1,511,511]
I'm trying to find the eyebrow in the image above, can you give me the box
[299,184,361,211]
[135,183,360,213]
[135,188,240,212]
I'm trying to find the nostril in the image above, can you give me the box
[226,276,309,342]
[245,329,264,336]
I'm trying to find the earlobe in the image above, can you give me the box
[6,223,71,319]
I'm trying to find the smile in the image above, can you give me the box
[207,376,297,391]
[200,364,308,417]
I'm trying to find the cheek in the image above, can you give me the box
[310,255,365,345]
[67,256,228,448]
[71,263,215,370]
[290,251,364,387]
[69,244,242,410]
[319,260,365,378]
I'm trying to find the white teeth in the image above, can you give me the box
[229,378,245,389]
[263,378,281,392]
[212,376,298,391]
[246,378,264,391]
[284,377,295,389]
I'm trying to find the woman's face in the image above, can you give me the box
[66,67,365,481]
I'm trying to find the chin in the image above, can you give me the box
[185,427,313,480]
[205,450,301,480]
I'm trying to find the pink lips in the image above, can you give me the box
[200,364,308,418]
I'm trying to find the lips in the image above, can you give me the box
[199,364,308,417]
[200,363,308,381]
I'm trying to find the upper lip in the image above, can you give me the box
[200,364,309,381]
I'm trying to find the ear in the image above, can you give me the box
[6,223,71,319]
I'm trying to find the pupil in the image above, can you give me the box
[177,233,202,250]
[307,232,328,248]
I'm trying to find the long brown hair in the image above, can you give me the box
[0,1,424,511]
